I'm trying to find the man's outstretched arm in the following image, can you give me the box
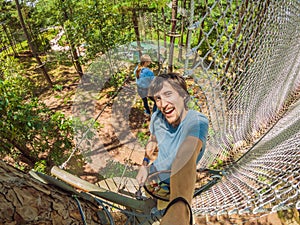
[161,136,203,225]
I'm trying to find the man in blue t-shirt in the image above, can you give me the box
[136,73,209,225]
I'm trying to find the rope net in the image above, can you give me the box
[66,0,300,222]
[182,0,300,216]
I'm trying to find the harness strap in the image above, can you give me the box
[163,197,193,225]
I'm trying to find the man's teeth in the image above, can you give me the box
[165,108,173,113]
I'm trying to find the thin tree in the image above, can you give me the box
[14,0,53,87]
[168,0,179,73]
[0,22,17,56]
[132,7,143,58]
[178,0,187,62]
[161,7,168,60]
[60,0,83,78]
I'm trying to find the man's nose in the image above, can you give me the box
[161,98,168,108]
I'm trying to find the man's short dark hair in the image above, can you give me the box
[148,73,190,107]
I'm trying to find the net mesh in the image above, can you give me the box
[183,0,300,216]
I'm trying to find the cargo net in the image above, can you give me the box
[182,0,300,216]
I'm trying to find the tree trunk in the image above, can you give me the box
[191,0,203,68]
[168,0,178,73]
[156,11,163,72]
[60,0,83,78]
[14,0,53,87]
[2,24,17,57]
[1,134,36,167]
[132,8,143,58]
[0,160,103,224]
[178,0,187,62]
[161,8,168,60]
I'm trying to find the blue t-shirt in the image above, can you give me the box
[150,110,209,172]
[134,66,155,98]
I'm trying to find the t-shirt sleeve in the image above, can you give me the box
[187,114,209,143]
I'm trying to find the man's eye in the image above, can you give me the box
[154,97,161,102]
[165,91,172,97]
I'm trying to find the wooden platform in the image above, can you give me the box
[96,177,145,198]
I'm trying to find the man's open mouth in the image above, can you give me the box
[164,107,175,116]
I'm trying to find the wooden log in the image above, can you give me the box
[51,166,156,213]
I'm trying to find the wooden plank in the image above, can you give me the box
[97,177,139,193]
[51,166,155,213]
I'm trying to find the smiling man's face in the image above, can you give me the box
[154,81,188,127]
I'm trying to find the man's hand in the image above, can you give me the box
[136,165,149,186]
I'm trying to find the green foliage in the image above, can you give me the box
[0,57,74,169]
[0,0,23,50]
[208,158,224,170]
[257,175,267,182]
[31,0,135,63]
[53,84,63,91]
[14,162,26,171]
[34,159,47,173]
[99,159,137,179]
[137,131,149,147]
[109,70,128,89]
[187,96,201,111]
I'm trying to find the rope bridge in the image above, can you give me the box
[38,0,299,224]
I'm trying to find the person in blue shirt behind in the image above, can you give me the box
[136,73,209,225]
[134,54,157,116]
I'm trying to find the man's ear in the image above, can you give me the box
[184,95,191,108]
